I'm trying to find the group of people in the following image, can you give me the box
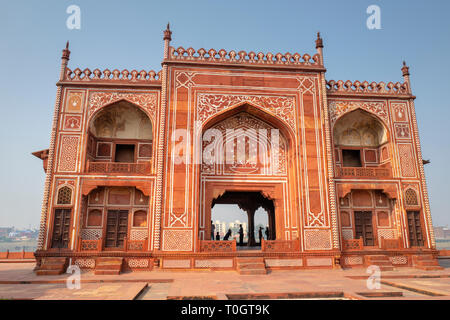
[211,221,270,246]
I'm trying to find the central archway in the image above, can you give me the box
[198,103,297,246]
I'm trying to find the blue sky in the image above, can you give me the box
[0,0,449,228]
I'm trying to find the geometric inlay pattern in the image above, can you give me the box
[58,136,79,172]
[344,256,363,265]
[74,259,95,268]
[128,259,150,268]
[130,229,148,241]
[304,229,332,250]
[389,256,408,265]
[398,144,416,177]
[194,259,233,268]
[81,228,102,240]
[162,230,193,251]
[162,259,191,268]
[306,258,333,266]
[264,259,303,267]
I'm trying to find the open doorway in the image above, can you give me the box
[210,191,275,249]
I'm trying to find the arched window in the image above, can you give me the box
[57,186,72,205]
[333,109,388,167]
[405,188,419,206]
[133,210,147,227]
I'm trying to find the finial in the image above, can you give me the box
[315,32,323,49]
[62,41,71,60]
[402,60,410,77]
[164,22,172,41]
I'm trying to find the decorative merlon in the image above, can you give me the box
[168,46,322,67]
[62,68,161,82]
[326,79,410,96]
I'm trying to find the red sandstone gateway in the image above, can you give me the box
[32,25,441,275]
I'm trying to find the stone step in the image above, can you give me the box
[237,262,266,270]
[40,263,66,270]
[94,269,121,275]
[236,257,264,263]
[94,257,123,275]
[416,260,440,266]
[415,254,434,261]
[365,255,394,271]
[36,269,65,276]
[41,257,67,265]
[238,268,267,275]
[415,265,444,271]
[236,257,266,275]
[36,257,67,276]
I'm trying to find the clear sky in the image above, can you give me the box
[0,0,449,228]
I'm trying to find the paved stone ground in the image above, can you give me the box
[0,261,449,300]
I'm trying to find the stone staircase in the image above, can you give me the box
[412,254,444,270]
[364,255,394,271]
[95,257,124,275]
[36,257,68,275]
[236,257,267,275]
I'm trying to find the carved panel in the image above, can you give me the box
[398,144,416,177]
[58,135,79,172]
[65,90,85,113]
[162,230,192,251]
[197,93,296,131]
[304,229,332,250]
[328,100,388,126]
[88,91,158,121]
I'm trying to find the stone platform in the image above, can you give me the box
[0,262,450,300]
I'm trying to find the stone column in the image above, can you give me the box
[247,209,256,246]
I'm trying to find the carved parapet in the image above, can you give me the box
[199,240,236,252]
[326,80,410,96]
[168,46,322,67]
[342,238,364,250]
[261,238,300,252]
[63,68,161,83]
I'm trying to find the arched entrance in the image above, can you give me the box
[211,191,275,247]
[84,100,154,174]
[198,104,296,246]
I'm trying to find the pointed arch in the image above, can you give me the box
[202,101,296,147]
[333,108,390,147]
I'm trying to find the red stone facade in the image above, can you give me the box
[33,28,439,273]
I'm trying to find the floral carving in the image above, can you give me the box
[328,100,388,126]
[88,92,158,121]
[197,93,296,131]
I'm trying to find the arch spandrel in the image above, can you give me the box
[87,92,158,123]
[201,111,288,176]
[198,96,297,140]
[333,108,389,147]
[328,100,389,129]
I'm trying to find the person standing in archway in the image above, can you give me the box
[265,226,269,240]
[215,231,220,241]
[238,224,244,246]
[224,229,232,241]
[211,221,215,240]
[258,227,263,244]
